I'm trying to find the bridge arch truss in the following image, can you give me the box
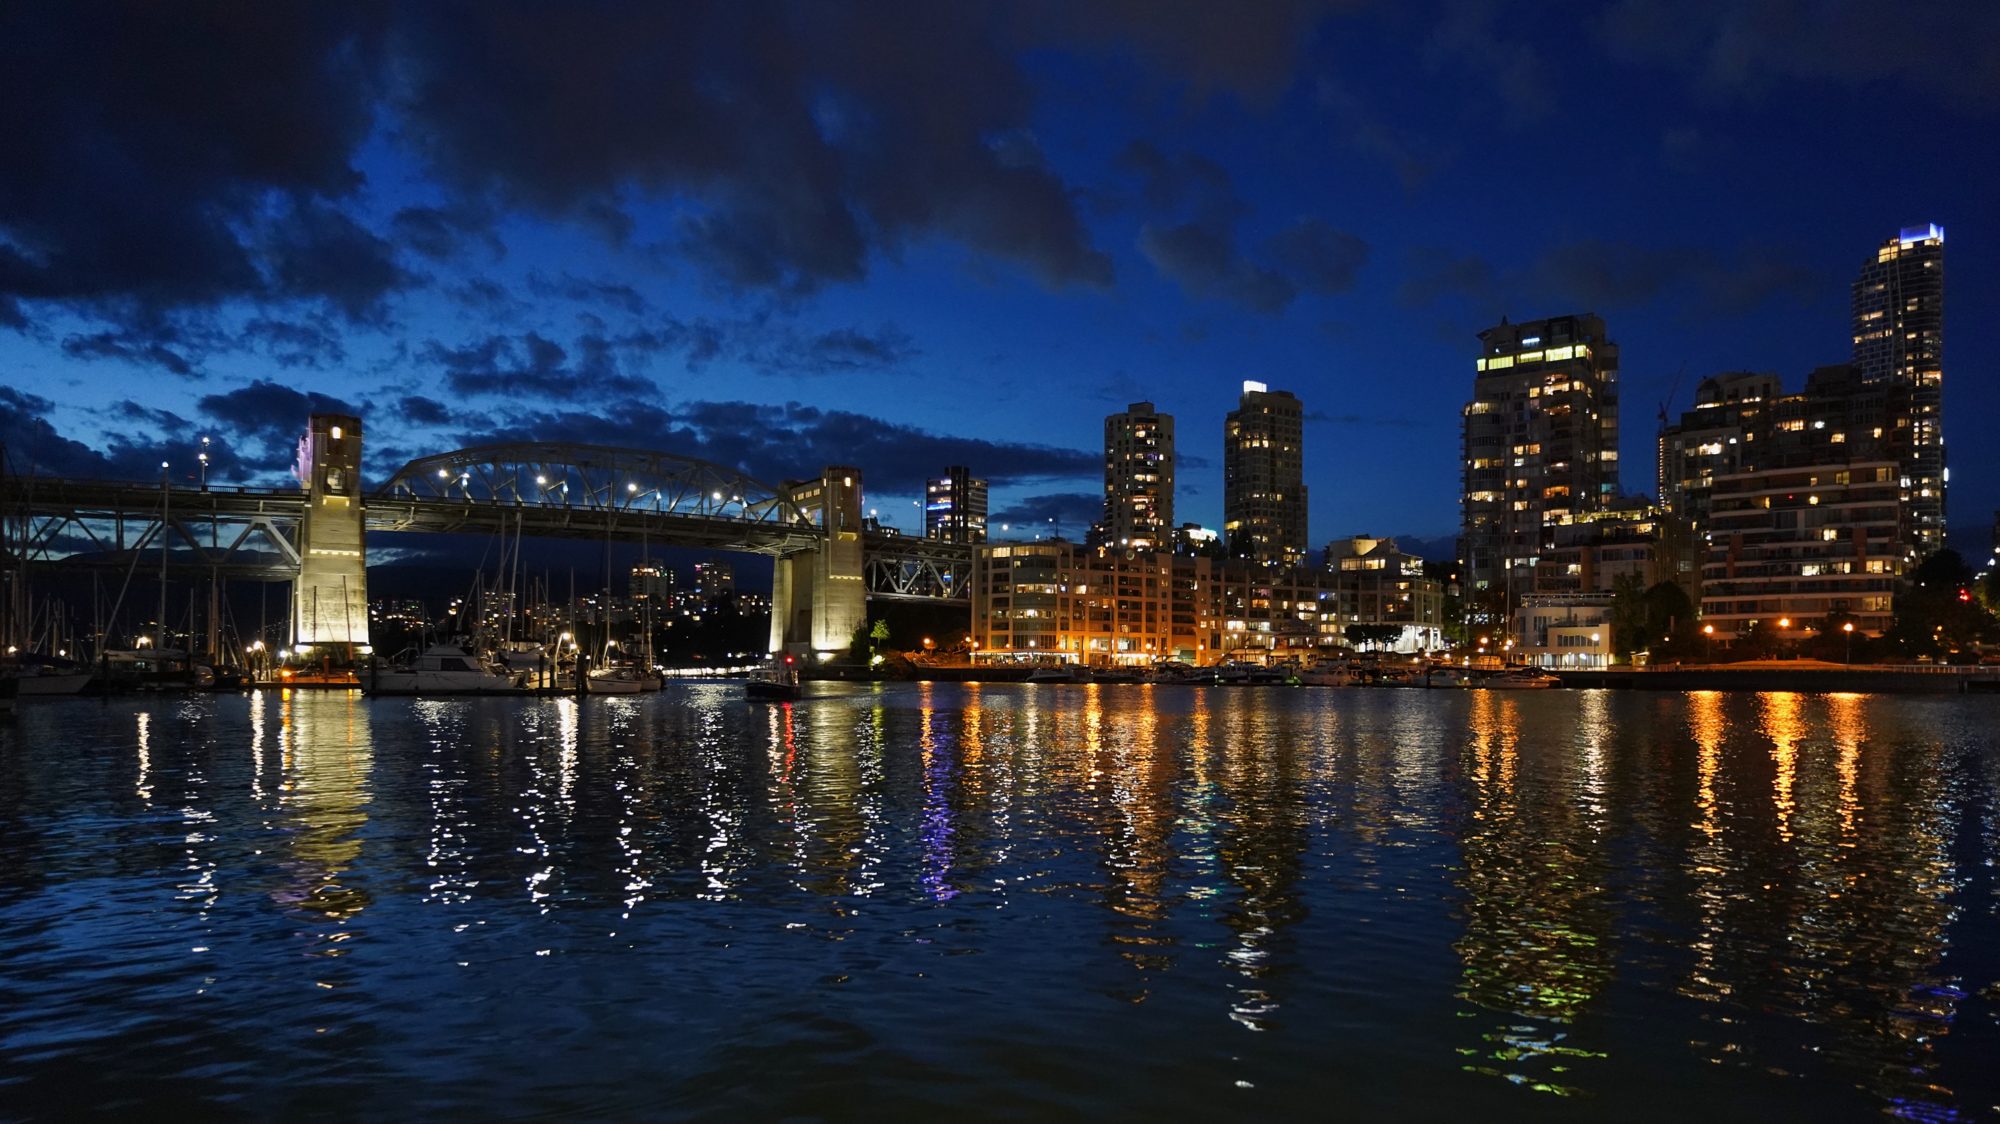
[374,443,823,555]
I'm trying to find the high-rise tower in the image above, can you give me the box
[924,465,989,544]
[1103,402,1174,550]
[1459,314,1620,612]
[1223,381,1306,568]
[1853,223,1945,553]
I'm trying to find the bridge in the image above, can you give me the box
[0,414,971,657]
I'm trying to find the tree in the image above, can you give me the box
[1607,573,1650,662]
[1889,549,1997,660]
[1344,623,1402,650]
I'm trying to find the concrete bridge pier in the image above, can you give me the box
[292,413,371,655]
[771,466,866,661]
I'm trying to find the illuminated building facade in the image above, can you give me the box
[629,563,674,602]
[1223,381,1306,568]
[1319,535,1447,652]
[1699,459,1906,641]
[971,542,1220,664]
[292,413,370,650]
[1460,313,1620,615]
[1853,224,1945,553]
[924,465,989,544]
[1103,402,1175,550]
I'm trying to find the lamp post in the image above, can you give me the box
[1779,617,1792,660]
[198,436,210,489]
[1843,621,1854,665]
[1703,623,1714,662]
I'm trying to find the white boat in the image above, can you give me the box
[585,666,646,694]
[365,644,529,695]
[1026,665,1083,684]
[10,666,93,696]
[1295,663,1355,687]
[1482,668,1561,689]
[1090,665,1145,683]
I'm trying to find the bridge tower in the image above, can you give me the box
[292,413,370,652]
[771,466,866,658]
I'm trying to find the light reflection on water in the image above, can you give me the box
[1,685,1998,1119]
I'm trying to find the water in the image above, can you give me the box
[2,684,1998,1120]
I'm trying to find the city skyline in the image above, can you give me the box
[2,5,1997,554]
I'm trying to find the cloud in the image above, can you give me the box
[740,325,921,376]
[1599,0,2000,107]
[526,271,651,316]
[238,317,347,369]
[990,491,1103,532]
[195,380,361,474]
[1120,140,1366,312]
[455,396,1099,499]
[1400,240,1817,315]
[398,395,455,427]
[0,4,391,319]
[421,332,656,401]
[0,387,183,478]
[1263,218,1368,294]
[60,329,202,378]
[391,204,503,261]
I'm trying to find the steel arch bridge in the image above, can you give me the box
[371,442,824,556]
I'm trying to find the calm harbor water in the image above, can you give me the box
[2,684,1998,1120]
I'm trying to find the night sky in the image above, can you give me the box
[4,2,1996,556]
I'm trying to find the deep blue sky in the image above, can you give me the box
[4,2,1996,555]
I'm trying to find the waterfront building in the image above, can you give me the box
[971,541,1220,665]
[1102,402,1175,551]
[1320,535,1447,652]
[1699,459,1905,641]
[1659,362,1929,632]
[924,465,989,544]
[1224,381,1307,568]
[1853,223,1945,553]
[1531,499,1665,596]
[1459,314,1621,621]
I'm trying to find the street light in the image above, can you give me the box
[1843,621,1855,665]
[1703,623,1714,662]
[198,436,210,489]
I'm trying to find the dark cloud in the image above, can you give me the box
[238,317,347,369]
[262,200,412,322]
[422,332,656,401]
[391,204,503,261]
[1263,218,1369,294]
[990,491,1103,533]
[390,3,1117,295]
[1400,240,1816,314]
[0,387,179,478]
[456,396,1098,499]
[1120,141,1365,312]
[60,329,201,378]
[0,3,390,317]
[526,271,651,316]
[1599,0,2000,107]
[740,325,920,376]
[398,395,455,427]
[1138,222,1295,312]
[196,380,361,475]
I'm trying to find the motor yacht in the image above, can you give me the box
[365,644,529,696]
